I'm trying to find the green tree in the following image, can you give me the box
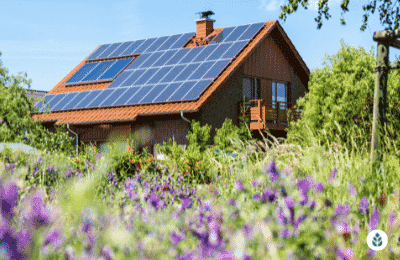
[0,51,74,155]
[287,40,400,151]
[279,0,400,31]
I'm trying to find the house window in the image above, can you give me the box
[242,78,261,106]
[272,81,287,109]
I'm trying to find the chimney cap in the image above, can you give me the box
[196,11,215,20]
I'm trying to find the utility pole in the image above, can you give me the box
[371,30,400,168]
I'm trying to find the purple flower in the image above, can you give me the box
[389,212,397,226]
[43,229,62,247]
[295,215,306,228]
[276,208,287,225]
[315,182,324,192]
[251,179,259,187]
[359,197,369,214]
[369,207,380,231]
[171,231,184,245]
[101,245,113,260]
[263,158,279,181]
[243,224,253,238]
[348,182,357,196]
[337,247,354,260]
[280,228,292,238]
[262,188,277,203]
[228,198,236,206]
[234,180,244,191]
[182,197,192,210]
[329,167,337,182]
[27,191,51,228]
[148,192,160,210]
[252,193,261,201]
[284,197,295,208]
[1,181,19,220]
[217,250,234,259]
[0,118,2,124]
[243,255,252,260]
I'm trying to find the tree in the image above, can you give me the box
[287,40,400,150]
[279,0,400,31]
[0,51,74,155]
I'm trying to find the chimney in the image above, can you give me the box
[195,11,215,39]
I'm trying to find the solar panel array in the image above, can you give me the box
[35,22,265,112]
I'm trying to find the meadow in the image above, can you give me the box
[1,125,400,260]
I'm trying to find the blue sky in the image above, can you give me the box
[1,0,397,91]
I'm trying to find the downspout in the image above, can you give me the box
[67,123,78,156]
[180,111,192,124]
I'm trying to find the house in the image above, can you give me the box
[25,89,48,103]
[32,12,309,154]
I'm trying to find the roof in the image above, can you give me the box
[32,20,309,125]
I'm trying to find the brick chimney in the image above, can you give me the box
[195,11,215,40]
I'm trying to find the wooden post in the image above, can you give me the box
[276,101,280,126]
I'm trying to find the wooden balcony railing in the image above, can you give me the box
[244,100,301,130]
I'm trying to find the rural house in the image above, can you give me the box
[32,13,309,154]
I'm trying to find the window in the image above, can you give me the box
[242,78,261,105]
[272,81,287,109]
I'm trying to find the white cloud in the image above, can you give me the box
[260,0,284,11]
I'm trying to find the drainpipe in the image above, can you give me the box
[180,111,192,124]
[67,123,78,156]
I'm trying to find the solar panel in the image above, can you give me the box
[48,93,67,110]
[221,40,247,59]
[34,101,43,112]
[81,60,115,82]
[165,48,190,65]
[238,22,264,41]
[159,64,186,83]
[101,87,129,106]
[85,89,116,108]
[113,87,141,106]
[152,50,177,67]
[66,62,99,84]
[133,68,160,86]
[144,36,169,53]
[97,43,122,59]
[63,91,90,110]
[153,82,182,102]
[52,92,79,111]
[135,37,157,53]
[139,51,165,68]
[107,70,134,88]
[120,39,145,56]
[170,32,195,49]
[87,44,110,60]
[223,25,250,42]
[158,34,182,51]
[125,86,150,105]
[192,44,218,62]
[211,27,235,44]
[98,58,133,80]
[188,61,215,80]
[139,84,168,103]
[146,66,173,84]
[203,59,230,79]
[38,95,56,111]
[121,69,147,87]
[182,79,212,101]
[109,41,133,57]
[73,90,102,109]
[206,43,233,61]
[174,63,201,82]
[126,53,152,70]
[178,47,203,64]
[168,81,197,101]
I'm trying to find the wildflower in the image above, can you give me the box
[217,250,234,259]
[378,191,387,206]
[359,197,369,215]
[263,158,279,181]
[315,182,324,192]
[171,231,184,245]
[101,245,114,260]
[251,179,259,187]
[234,180,244,191]
[252,193,261,201]
[348,182,357,197]
[243,224,253,238]
[27,191,51,228]
[1,181,19,220]
[337,247,354,260]
[329,167,338,182]
[389,212,396,226]
[182,197,192,210]
[280,228,292,238]
[148,192,160,210]
[262,188,277,203]
[369,207,380,231]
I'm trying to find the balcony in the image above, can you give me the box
[244,100,301,131]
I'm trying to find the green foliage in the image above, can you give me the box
[287,40,400,153]
[0,146,30,167]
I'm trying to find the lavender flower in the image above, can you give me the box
[315,182,324,192]
[251,179,260,187]
[263,158,279,181]
[148,192,160,210]
[234,180,244,191]
[182,197,192,210]
[27,191,51,228]
[262,188,277,203]
[280,228,292,238]
[243,224,253,238]
[171,231,184,245]
[348,182,357,197]
[101,245,114,260]
[217,250,234,259]
[284,197,295,209]
[369,207,380,231]
[359,197,369,215]
[329,167,337,182]
[1,181,19,220]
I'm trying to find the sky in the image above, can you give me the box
[1,0,398,92]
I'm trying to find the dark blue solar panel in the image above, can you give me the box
[34,101,43,112]
[38,95,56,111]
[63,91,90,110]
[86,89,115,108]
[101,87,129,106]
[139,51,165,68]
[203,59,230,79]
[126,86,150,104]
[87,44,110,60]
[135,38,157,53]
[192,44,218,62]
[133,68,160,86]
[168,81,197,101]
[73,90,102,109]
[66,63,99,83]
[210,31,223,44]
[160,64,186,83]
[52,92,79,111]
[81,60,115,82]
[126,53,151,70]
[113,87,140,106]
[158,34,182,51]
[221,41,247,59]
[188,61,215,80]
[120,39,145,56]
[239,22,264,41]
[107,70,133,88]
[152,50,177,67]
[182,79,212,101]
[139,84,168,103]
[144,36,169,53]
[211,27,235,44]
[109,41,133,57]
[48,93,67,110]
[206,43,233,61]
[178,47,203,64]
[165,49,190,65]
[223,25,250,42]
[153,82,182,102]
[174,63,201,82]
[99,58,133,80]
[97,43,122,59]
[146,66,173,84]
[121,69,147,87]
[170,32,195,49]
